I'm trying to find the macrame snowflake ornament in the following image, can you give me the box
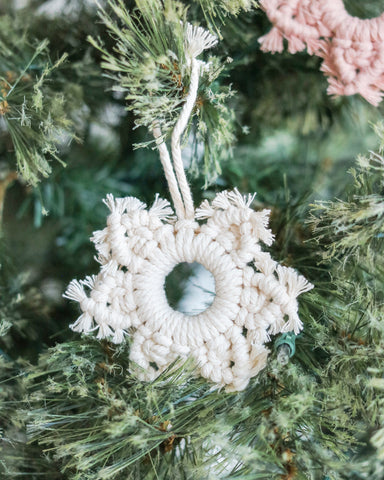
[65,24,313,392]
[259,0,384,106]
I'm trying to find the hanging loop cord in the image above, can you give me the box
[152,24,217,220]
[152,123,186,219]
[171,57,200,220]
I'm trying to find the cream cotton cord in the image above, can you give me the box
[64,23,313,392]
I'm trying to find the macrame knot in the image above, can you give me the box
[64,190,313,391]
[259,0,384,105]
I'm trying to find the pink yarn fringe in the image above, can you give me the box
[259,0,384,106]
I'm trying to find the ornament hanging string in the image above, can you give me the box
[152,25,217,220]
[64,22,313,392]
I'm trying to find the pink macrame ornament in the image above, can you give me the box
[259,0,384,106]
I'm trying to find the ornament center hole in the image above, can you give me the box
[165,262,216,315]
[343,0,380,19]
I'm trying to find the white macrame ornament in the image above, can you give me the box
[65,25,313,392]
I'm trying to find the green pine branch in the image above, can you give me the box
[89,0,238,183]
[0,16,78,186]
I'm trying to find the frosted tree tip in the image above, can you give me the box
[184,23,218,60]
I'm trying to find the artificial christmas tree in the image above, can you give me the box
[0,0,384,478]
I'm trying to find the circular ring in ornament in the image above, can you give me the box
[320,0,384,39]
[132,223,248,387]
